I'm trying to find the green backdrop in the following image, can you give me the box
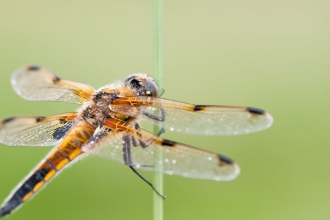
[0,1,329,219]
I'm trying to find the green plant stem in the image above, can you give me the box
[153,0,163,219]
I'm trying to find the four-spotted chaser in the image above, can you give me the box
[0,66,273,217]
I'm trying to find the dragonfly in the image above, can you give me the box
[0,65,273,217]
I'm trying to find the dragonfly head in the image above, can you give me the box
[125,74,158,97]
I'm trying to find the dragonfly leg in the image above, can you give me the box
[142,108,165,121]
[129,166,166,199]
[122,134,166,199]
[134,123,148,148]
[132,123,165,148]
[142,109,165,137]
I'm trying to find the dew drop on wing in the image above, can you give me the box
[214,176,221,181]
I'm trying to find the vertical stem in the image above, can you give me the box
[153,0,163,219]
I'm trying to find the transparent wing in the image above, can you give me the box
[82,119,239,181]
[11,65,95,104]
[111,97,273,135]
[0,113,77,146]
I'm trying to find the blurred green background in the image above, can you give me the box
[0,0,329,219]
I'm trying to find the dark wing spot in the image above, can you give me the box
[161,139,176,147]
[2,117,15,124]
[53,123,72,140]
[36,116,45,123]
[218,154,234,164]
[28,65,40,71]
[247,107,265,115]
[53,76,61,83]
[193,105,207,111]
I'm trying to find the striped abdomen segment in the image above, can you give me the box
[0,122,95,217]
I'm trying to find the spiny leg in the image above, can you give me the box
[142,108,166,136]
[134,123,148,148]
[122,134,133,165]
[143,108,165,122]
[122,134,165,199]
[129,166,166,199]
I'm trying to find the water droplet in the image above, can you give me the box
[214,177,221,181]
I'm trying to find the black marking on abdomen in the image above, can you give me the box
[0,195,20,217]
[193,105,207,111]
[27,65,40,71]
[0,168,48,217]
[2,117,15,124]
[247,107,265,115]
[218,154,234,164]
[161,139,176,147]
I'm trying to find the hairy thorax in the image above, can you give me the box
[79,86,136,127]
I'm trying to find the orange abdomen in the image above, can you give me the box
[0,121,95,217]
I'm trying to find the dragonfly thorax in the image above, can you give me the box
[79,89,117,127]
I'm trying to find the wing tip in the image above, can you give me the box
[27,65,41,71]
[217,154,241,181]
[218,154,234,164]
[2,117,15,125]
[246,107,265,115]
[247,107,274,130]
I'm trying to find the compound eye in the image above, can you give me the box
[129,79,141,89]
[124,74,142,89]
[145,78,158,97]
